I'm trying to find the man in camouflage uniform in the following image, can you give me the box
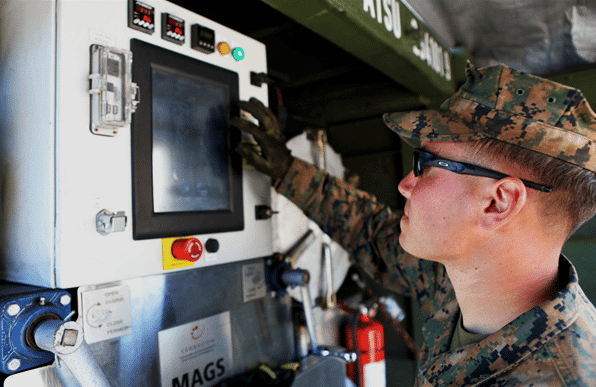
[231,63,596,386]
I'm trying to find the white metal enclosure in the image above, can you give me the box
[0,0,273,288]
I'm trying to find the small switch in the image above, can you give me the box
[250,72,273,87]
[255,205,277,220]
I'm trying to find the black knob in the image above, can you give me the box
[205,238,219,253]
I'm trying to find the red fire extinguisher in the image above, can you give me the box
[345,306,386,387]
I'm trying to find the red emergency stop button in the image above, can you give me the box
[171,238,203,262]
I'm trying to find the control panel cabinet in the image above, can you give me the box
[0,0,272,288]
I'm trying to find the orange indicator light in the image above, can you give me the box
[217,42,231,56]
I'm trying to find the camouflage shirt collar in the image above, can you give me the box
[418,255,579,386]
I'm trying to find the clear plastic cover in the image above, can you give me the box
[89,45,138,136]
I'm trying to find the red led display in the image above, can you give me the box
[136,4,151,16]
[168,17,183,29]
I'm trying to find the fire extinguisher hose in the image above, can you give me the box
[351,273,423,360]
[376,301,422,359]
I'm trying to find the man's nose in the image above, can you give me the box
[398,170,417,199]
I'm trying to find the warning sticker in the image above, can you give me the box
[158,311,233,387]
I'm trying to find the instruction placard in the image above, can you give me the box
[242,262,267,302]
[158,311,233,387]
[81,284,132,344]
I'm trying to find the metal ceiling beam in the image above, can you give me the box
[260,0,468,98]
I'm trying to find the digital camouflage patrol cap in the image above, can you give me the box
[383,62,596,172]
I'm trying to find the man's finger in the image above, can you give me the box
[237,99,284,142]
[236,100,270,124]
[229,116,266,139]
[237,143,271,174]
[247,98,278,127]
[238,98,274,123]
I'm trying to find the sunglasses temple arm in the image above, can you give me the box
[520,179,553,193]
[461,164,553,193]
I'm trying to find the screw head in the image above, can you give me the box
[60,294,71,306]
[7,304,20,316]
[7,358,20,371]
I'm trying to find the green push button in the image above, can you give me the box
[232,47,245,61]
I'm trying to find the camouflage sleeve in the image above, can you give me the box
[275,157,441,301]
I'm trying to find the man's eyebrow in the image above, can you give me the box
[419,146,442,158]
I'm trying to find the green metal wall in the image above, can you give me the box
[550,68,596,304]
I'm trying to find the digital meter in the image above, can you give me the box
[128,0,155,34]
[89,45,139,136]
[162,13,185,45]
[191,24,215,54]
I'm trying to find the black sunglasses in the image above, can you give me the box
[413,149,553,193]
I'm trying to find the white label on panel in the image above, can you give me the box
[205,252,218,262]
[158,311,233,387]
[81,284,132,344]
[242,262,266,302]
[89,29,116,47]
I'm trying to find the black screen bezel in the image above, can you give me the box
[131,39,243,240]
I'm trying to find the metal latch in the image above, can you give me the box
[96,210,127,235]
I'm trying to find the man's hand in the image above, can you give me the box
[230,98,294,180]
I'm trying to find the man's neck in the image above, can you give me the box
[444,246,562,335]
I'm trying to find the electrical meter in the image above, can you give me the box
[89,45,139,136]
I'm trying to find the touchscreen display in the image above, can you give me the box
[152,68,230,213]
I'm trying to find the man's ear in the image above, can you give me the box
[480,178,527,230]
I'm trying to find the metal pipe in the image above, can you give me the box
[299,285,319,352]
[34,319,111,387]
[284,229,315,266]
[312,128,327,170]
[280,268,310,288]
[322,242,336,309]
